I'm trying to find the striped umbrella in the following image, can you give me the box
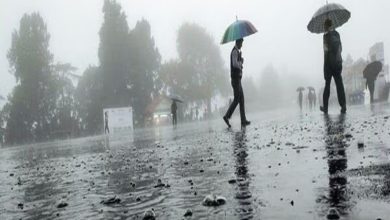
[307,2,351,34]
[221,20,257,44]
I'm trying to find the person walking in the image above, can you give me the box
[308,90,313,110]
[320,19,346,114]
[223,38,250,128]
[298,90,303,111]
[363,58,383,104]
[104,111,110,134]
[366,78,376,104]
[171,100,177,126]
[313,89,317,108]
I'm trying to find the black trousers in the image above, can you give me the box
[298,93,303,110]
[323,70,346,111]
[225,78,246,122]
[367,80,375,104]
[172,113,177,125]
[104,123,110,134]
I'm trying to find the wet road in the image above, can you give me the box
[1,104,390,220]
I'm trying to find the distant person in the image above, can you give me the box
[298,90,303,110]
[313,90,317,108]
[308,90,313,110]
[195,107,199,121]
[365,57,380,104]
[171,100,177,126]
[223,38,250,128]
[308,89,316,110]
[366,78,375,104]
[104,111,110,134]
[320,19,346,114]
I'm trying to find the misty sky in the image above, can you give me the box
[1,0,389,99]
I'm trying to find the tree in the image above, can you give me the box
[176,23,228,113]
[51,63,79,137]
[75,66,102,134]
[128,19,161,125]
[98,0,131,108]
[6,12,54,144]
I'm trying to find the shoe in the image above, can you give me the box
[341,107,346,114]
[241,120,251,127]
[223,116,231,128]
[320,106,328,114]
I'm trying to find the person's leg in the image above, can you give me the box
[238,80,247,123]
[225,79,240,119]
[368,80,375,104]
[322,78,332,113]
[333,73,346,112]
[299,96,303,110]
[104,124,108,134]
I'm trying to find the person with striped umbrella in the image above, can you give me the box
[308,2,351,114]
[221,19,257,128]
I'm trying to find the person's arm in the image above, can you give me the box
[338,32,342,53]
[324,33,332,53]
[232,49,243,69]
[329,31,341,53]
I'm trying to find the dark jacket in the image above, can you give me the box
[324,30,343,76]
[171,102,177,114]
[230,47,243,80]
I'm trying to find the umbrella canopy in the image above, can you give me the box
[307,86,315,91]
[296,87,305,92]
[221,20,257,44]
[168,94,184,103]
[363,61,383,80]
[307,3,351,34]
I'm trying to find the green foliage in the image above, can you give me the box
[4,13,80,144]
[160,23,228,113]
[5,13,54,144]
[75,0,161,131]
[99,0,130,108]
[75,66,102,134]
[128,19,161,125]
[2,1,227,142]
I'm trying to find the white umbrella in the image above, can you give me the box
[307,2,351,34]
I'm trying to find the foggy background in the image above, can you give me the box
[1,0,388,97]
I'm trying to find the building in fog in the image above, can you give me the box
[343,57,367,105]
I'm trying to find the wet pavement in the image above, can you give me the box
[1,103,390,220]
